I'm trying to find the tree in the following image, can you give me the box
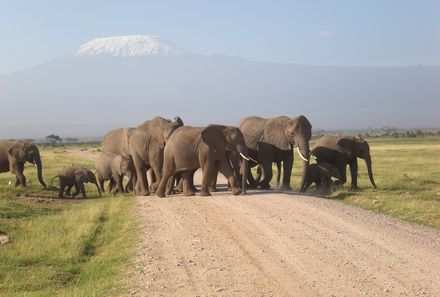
[65,137,79,143]
[45,135,62,146]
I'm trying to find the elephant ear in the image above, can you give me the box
[151,127,166,149]
[74,169,86,183]
[262,117,291,151]
[201,125,226,153]
[8,143,26,161]
[337,137,354,159]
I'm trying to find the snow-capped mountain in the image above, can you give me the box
[1,35,439,138]
[74,35,185,57]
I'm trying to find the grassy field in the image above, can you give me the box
[288,137,440,230]
[0,146,138,297]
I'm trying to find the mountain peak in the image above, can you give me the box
[74,35,186,57]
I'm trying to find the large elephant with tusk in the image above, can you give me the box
[311,135,377,189]
[238,115,312,191]
[156,124,252,197]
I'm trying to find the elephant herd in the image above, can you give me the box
[0,114,377,198]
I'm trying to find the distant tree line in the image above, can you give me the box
[312,127,440,139]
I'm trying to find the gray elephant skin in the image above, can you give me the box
[156,125,251,197]
[312,135,377,189]
[239,115,312,191]
[129,116,183,195]
[300,162,341,193]
[0,140,46,188]
[102,127,134,158]
[52,166,102,198]
[96,152,135,194]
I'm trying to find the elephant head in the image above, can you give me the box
[76,167,102,197]
[201,125,252,193]
[263,115,312,162]
[338,136,376,188]
[8,142,46,188]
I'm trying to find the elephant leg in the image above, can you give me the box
[149,160,162,193]
[15,176,20,187]
[114,174,124,195]
[276,161,282,189]
[156,165,173,198]
[165,175,176,195]
[349,158,359,189]
[97,175,105,194]
[14,162,26,187]
[80,183,86,198]
[65,184,73,196]
[200,162,217,196]
[209,171,218,192]
[280,152,293,191]
[189,169,198,192]
[334,160,347,187]
[255,165,262,183]
[247,164,258,188]
[133,156,149,196]
[71,183,81,198]
[58,182,66,198]
[259,159,273,189]
[182,171,195,196]
[218,158,241,195]
[108,179,116,193]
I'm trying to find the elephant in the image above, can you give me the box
[312,135,377,189]
[238,115,312,191]
[102,127,137,192]
[51,166,101,198]
[299,162,341,193]
[0,141,46,188]
[156,125,252,197]
[129,116,184,195]
[95,152,135,194]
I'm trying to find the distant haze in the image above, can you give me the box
[1,35,439,139]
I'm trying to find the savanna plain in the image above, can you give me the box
[1,137,440,296]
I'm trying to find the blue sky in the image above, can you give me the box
[1,0,439,74]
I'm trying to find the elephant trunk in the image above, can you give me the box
[242,159,248,195]
[365,154,377,188]
[299,160,309,193]
[34,154,46,189]
[294,136,311,162]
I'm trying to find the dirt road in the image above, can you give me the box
[71,150,440,296]
[129,191,440,296]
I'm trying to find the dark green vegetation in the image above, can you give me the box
[288,137,440,229]
[0,147,138,296]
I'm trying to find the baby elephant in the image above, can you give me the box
[300,163,341,194]
[95,152,135,194]
[52,166,102,198]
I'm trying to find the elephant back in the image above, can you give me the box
[102,128,134,157]
[238,116,267,150]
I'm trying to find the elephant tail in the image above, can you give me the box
[50,175,60,187]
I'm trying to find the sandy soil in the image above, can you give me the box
[72,150,440,296]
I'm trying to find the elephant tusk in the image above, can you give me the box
[248,156,258,163]
[297,147,309,162]
[239,153,250,161]
[312,154,317,160]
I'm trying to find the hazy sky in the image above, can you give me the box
[1,0,439,74]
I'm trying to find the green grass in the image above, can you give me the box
[286,137,440,230]
[0,147,138,297]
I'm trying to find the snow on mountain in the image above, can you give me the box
[74,35,186,57]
